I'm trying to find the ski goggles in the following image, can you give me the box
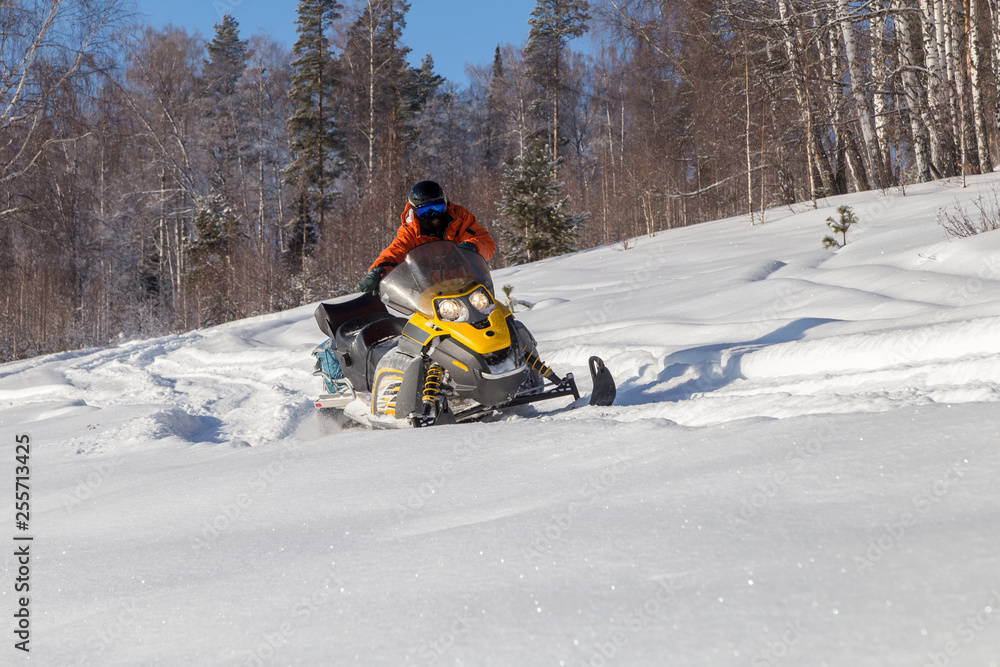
[414,200,447,219]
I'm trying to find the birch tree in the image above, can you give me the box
[968,0,993,172]
[837,0,887,188]
[1,0,126,214]
[894,0,934,181]
[919,0,959,175]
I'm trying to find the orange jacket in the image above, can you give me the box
[369,202,496,270]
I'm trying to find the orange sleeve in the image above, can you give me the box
[450,205,496,262]
[369,214,418,270]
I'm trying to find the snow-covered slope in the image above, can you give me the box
[3,175,1000,666]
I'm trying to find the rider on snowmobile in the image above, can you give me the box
[357,180,496,294]
[314,181,616,422]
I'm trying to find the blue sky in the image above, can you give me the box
[133,0,541,87]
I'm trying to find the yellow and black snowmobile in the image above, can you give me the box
[312,241,615,428]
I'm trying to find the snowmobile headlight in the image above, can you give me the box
[436,298,468,322]
[468,288,494,314]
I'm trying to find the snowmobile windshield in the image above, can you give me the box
[380,241,494,316]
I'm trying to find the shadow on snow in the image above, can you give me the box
[615,318,840,406]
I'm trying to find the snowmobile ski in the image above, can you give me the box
[588,356,617,407]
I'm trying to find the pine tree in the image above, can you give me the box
[523,0,589,164]
[286,0,342,262]
[202,15,251,205]
[188,194,238,326]
[483,46,510,169]
[402,54,446,162]
[408,54,444,114]
[822,205,858,249]
[204,15,249,100]
[498,141,588,264]
[190,194,237,253]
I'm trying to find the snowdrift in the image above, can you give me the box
[2,174,1000,665]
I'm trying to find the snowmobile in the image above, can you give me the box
[311,241,616,429]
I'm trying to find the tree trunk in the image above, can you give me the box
[837,0,885,189]
[949,0,980,172]
[368,3,376,195]
[553,45,560,168]
[920,0,958,174]
[821,25,849,193]
[777,0,837,198]
[745,43,754,224]
[990,0,1000,138]
[870,12,895,181]
[969,0,993,172]
[895,0,935,181]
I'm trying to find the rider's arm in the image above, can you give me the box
[369,215,418,270]
[451,206,496,262]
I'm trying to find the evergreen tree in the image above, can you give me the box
[204,15,249,99]
[822,205,858,249]
[188,194,238,326]
[286,0,342,261]
[190,194,237,253]
[403,54,446,160]
[406,54,444,119]
[202,15,251,204]
[497,141,587,264]
[523,0,589,164]
[483,45,510,169]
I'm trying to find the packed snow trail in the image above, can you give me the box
[2,173,1000,665]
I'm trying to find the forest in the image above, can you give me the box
[3,0,998,361]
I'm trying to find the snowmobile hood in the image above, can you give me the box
[379,241,494,317]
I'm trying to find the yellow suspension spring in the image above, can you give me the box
[422,364,444,408]
[523,347,558,381]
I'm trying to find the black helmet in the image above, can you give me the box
[408,180,446,209]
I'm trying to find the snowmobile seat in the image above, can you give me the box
[334,312,397,353]
[314,292,388,339]
[336,314,407,392]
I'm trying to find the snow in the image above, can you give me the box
[3,174,1000,666]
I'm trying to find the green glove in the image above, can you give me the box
[357,266,388,294]
[457,241,477,254]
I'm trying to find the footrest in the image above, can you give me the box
[315,391,355,409]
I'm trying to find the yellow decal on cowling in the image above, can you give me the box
[372,367,403,416]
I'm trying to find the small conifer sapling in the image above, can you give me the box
[822,205,858,249]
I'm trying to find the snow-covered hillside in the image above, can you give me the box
[3,174,1000,666]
